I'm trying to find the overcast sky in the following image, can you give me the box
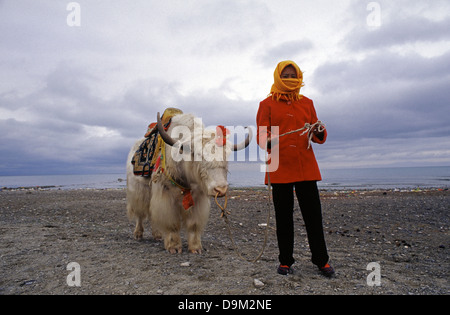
[1,0,449,176]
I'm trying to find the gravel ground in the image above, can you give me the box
[0,188,448,295]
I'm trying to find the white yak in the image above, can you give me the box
[126,112,251,254]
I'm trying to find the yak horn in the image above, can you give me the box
[158,112,252,152]
[156,112,190,153]
[157,112,177,146]
[232,127,253,151]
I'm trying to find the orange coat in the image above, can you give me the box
[256,96,327,184]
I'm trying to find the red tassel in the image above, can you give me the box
[153,156,161,173]
[215,125,230,147]
[182,190,194,210]
[144,122,157,137]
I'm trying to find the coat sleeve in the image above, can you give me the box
[256,101,271,150]
[310,101,327,145]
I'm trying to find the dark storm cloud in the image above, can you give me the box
[312,51,450,140]
[0,60,256,175]
[1,0,449,175]
[345,0,450,51]
[348,16,450,51]
[306,1,450,168]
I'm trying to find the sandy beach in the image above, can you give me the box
[0,187,448,295]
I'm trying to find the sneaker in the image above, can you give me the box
[318,263,335,278]
[277,264,294,275]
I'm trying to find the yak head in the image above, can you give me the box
[157,112,252,197]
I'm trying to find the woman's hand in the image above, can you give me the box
[313,126,325,141]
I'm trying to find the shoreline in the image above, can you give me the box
[1,185,448,193]
[1,165,448,193]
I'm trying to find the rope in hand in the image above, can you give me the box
[276,121,325,149]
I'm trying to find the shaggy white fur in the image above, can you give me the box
[127,114,231,254]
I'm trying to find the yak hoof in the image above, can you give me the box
[190,249,202,254]
[168,247,182,254]
[134,231,143,241]
[152,231,163,241]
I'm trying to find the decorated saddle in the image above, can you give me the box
[131,108,183,177]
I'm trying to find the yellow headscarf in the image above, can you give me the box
[270,60,304,102]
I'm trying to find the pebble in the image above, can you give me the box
[180,262,190,267]
[253,279,265,288]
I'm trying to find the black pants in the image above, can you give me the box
[272,181,329,267]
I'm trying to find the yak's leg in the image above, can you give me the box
[164,228,182,254]
[126,167,150,241]
[150,224,163,241]
[150,183,183,253]
[187,223,203,254]
[160,215,182,254]
[148,206,163,241]
[127,201,147,240]
[134,218,144,240]
[185,195,210,254]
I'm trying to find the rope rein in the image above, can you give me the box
[215,191,271,263]
[215,120,325,263]
[277,121,325,149]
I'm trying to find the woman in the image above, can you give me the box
[256,60,334,277]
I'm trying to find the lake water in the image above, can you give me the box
[0,164,449,191]
[227,164,450,190]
